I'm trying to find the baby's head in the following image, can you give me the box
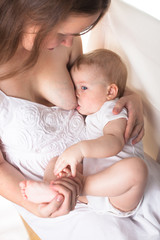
[71,49,127,115]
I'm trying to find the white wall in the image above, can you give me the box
[0,196,29,240]
[82,0,160,161]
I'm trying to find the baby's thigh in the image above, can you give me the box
[109,157,147,213]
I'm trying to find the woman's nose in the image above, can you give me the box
[61,35,74,47]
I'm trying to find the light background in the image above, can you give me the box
[0,0,160,239]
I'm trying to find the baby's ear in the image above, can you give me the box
[106,84,118,100]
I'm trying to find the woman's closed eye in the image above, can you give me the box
[81,86,88,90]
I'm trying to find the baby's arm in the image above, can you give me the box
[54,118,127,177]
[79,118,126,159]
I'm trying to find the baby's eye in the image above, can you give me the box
[81,86,88,90]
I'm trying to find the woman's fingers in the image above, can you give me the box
[125,121,144,144]
[124,111,135,142]
[52,184,75,212]
[54,174,83,196]
[131,125,144,145]
[112,95,127,114]
[38,194,64,218]
[113,90,144,144]
[52,178,79,210]
[50,185,73,217]
[39,178,77,218]
[124,109,144,144]
[37,170,84,218]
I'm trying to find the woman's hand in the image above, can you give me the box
[37,175,82,218]
[113,89,144,144]
[37,194,64,217]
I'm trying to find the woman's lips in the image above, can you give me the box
[48,48,54,50]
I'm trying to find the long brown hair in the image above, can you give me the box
[0,0,111,80]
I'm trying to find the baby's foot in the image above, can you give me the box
[19,180,58,203]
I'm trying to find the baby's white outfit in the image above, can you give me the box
[83,99,144,216]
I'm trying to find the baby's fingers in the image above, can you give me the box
[54,159,68,175]
[71,164,76,177]
[57,168,72,178]
[63,168,72,177]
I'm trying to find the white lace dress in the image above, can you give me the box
[0,90,85,181]
[0,90,160,240]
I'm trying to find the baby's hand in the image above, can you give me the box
[54,144,83,177]
[57,167,72,178]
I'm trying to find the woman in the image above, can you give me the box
[0,0,144,239]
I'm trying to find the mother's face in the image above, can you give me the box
[22,13,100,51]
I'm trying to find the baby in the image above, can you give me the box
[20,49,147,215]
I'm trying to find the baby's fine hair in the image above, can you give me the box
[73,49,127,97]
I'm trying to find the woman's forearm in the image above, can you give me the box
[0,152,39,215]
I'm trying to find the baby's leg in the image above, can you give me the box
[83,157,148,212]
[20,157,58,203]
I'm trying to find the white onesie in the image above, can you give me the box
[83,99,144,216]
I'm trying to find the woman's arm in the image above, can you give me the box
[0,151,40,215]
[112,88,144,144]
[0,150,79,218]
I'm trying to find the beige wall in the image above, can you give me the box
[82,0,160,161]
